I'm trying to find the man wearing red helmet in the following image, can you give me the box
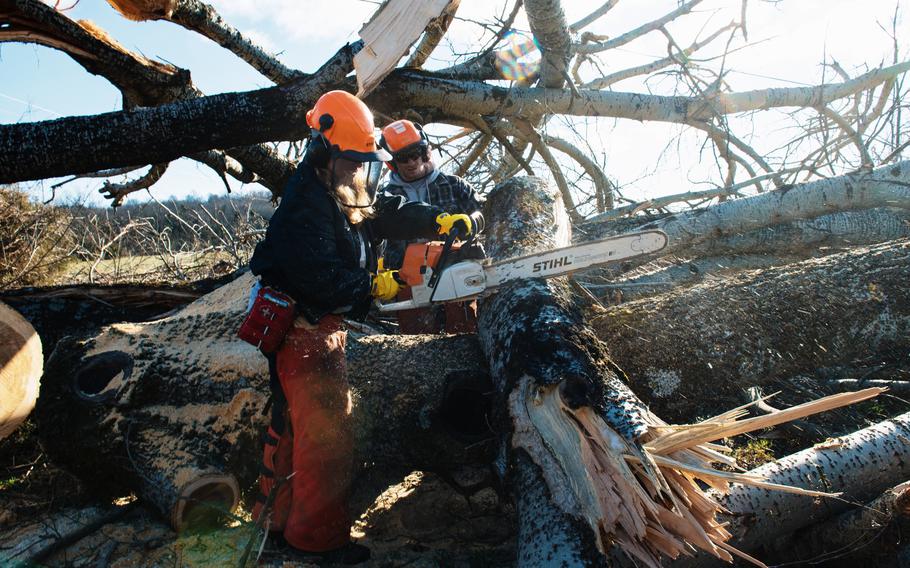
[247,91,475,564]
[379,119,482,333]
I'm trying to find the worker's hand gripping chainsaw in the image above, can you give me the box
[376,220,669,313]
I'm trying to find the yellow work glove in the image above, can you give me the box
[436,213,473,237]
[371,270,400,301]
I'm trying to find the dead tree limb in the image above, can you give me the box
[575,0,705,55]
[543,134,614,211]
[107,0,303,84]
[404,0,460,69]
[4,52,907,184]
[771,481,910,565]
[585,160,910,257]
[0,41,359,184]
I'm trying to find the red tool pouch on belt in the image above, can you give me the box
[237,286,296,354]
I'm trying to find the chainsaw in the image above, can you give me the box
[376,228,668,312]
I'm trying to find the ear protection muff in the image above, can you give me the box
[304,113,336,168]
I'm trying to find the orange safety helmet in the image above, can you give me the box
[304,91,391,166]
[379,120,430,170]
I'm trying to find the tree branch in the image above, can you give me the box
[582,22,737,90]
[3,54,907,184]
[98,163,169,207]
[404,0,460,69]
[575,0,705,55]
[542,134,614,211]
[106,0,302,84]
[524,0,571,88]
[568,0,620,33]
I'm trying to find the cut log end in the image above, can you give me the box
[0,301,43,441]
[173,473,240,530]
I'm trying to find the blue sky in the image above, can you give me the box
[3,1,906,208]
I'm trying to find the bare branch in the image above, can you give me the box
[568,0,620,33]
[542,134,614,211]
[582,21,737,90]
[106,0,302,83]
[454,133,493,177]
[514,120,583,222]
[817,105,874,169]
[524,0,571,88]
[99,163,169,207]
[575,0,706,55]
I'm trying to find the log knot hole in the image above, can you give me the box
[73,351,134,403]
[437,370,495,443]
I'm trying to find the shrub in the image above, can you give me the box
[0,186,74,288]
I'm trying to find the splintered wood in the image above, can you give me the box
[355,0,455,97]
[520,384,886,568]
[105,0,177,21]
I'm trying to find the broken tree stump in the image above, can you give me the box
[0,301,42,441]
[36,272,493,529]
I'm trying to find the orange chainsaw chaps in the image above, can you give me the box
[399,241,464,287]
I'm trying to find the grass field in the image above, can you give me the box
[53,251,237,285]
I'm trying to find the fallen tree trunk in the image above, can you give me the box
[771,480,910,565]
[582,161,910,278]
[0,276,240,355]
[580,208,910,303]
[474,176,874,567]
[673,411,910,566]
[592,239,910,419]
[0,301,42,441]
[682,207,910,259]
[36,272,493,529]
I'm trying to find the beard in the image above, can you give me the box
[330,166,376,225]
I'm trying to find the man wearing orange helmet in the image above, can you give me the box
[247,91,475,564]
[378,119,482,333]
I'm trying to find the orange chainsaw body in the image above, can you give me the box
[399,241,465,287]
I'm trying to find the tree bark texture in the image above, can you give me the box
[36,272,492,529]
[0,278,238,356]
[524,0,571,88]
[592,238,910,420]
[0,0,297,193]
[478,176,627,566]
[583,161,910,269]
[0,0,193,106]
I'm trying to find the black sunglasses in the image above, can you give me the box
[393,148,427,164]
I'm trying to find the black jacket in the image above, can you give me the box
[249,162,443,322]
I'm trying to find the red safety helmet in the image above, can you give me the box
[379,120,430,171]
[305,91,391,166]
